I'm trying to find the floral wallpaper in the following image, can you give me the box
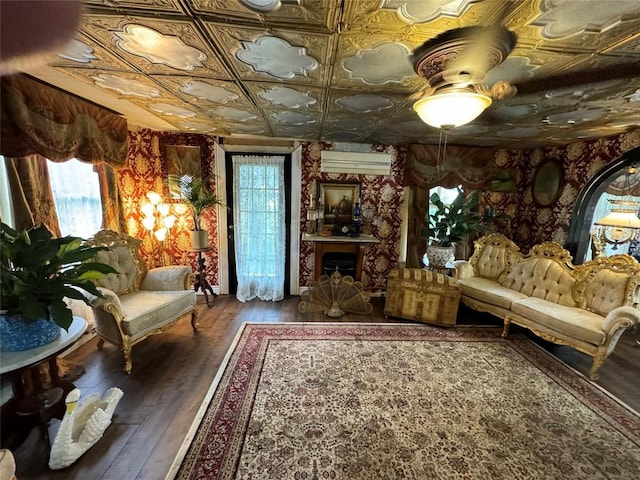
[489,128,640,253]
[117,128,220,286]
[299,142,407,292]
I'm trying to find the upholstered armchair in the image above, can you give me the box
[83,230,197,373]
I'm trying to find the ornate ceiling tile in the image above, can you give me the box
[381,0,483,25]
[152,76,252,109]
[270,111,317,126]
[148,102,199,118]
[191,0,333,31]
[85,0,184,13]
[333,93,396,113]
[258,85,319,109]
[236,36,319,79]
[45,34,133,71]
[208,106,259,123]
[341,42,415,86]
[203,23,331,85]
[178,120,219,133]
[79,15,231,78]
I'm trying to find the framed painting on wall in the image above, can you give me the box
[163,144,203,198]
[318,181,361,227]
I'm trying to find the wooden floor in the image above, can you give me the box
[6,295,640,480]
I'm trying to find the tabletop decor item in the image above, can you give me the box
[0,222,116,351]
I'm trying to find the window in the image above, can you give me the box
[48,159,101,238]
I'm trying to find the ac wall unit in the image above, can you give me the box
[321,151,392,175]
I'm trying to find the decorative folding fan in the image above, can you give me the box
[298,270,373,317]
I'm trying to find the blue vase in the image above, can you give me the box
[0,314,61,352]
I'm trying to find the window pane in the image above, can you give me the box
[49,159,101,238]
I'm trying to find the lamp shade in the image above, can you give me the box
[594,210,640,229]
[413,91,492,128]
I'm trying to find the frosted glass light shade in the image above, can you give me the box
[594,211,640,229]
[413,92,492,128]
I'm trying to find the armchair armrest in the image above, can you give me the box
[83,287,125,321]
[602,306,640,334]
[141,266,193,291]
[453,260,475,280]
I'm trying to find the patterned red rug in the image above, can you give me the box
[167,323,640,480]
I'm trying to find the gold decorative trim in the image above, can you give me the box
[574,254,640,309]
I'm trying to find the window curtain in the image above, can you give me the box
[1,74,128,166]
[233,155,286,302]
[4,156,125,235]
[1,74,127,234]
[4,154,61,235]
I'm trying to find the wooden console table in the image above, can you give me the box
[302,234,380,281]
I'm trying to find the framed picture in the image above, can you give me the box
[532,159,564,207]
[163,144,203,198]
[318,181,361,226]
[489,168,519,193]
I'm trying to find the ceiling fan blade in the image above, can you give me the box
[515,63,640,95]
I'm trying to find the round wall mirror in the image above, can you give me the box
[532,159,565,207]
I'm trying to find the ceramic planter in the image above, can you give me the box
[426,243,456,268]
[190,230,209,250]
[0,314,61,352]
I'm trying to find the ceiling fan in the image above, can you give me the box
[410,25,519,129]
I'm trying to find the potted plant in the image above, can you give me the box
[423,188,483,267]
[171,175,225,249]
[0,222,117,352]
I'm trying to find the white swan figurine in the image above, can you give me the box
[49,387,123,470]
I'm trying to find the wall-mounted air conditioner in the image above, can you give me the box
[321,150,392,176]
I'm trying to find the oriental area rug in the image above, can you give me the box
[167,323,640,480]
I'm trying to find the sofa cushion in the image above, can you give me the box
[510,297,604,345]
[501,258,577,307]
[458,277,528,309]
[95,246,139,295]
[475,244,511,280]
[119,290,196,337]
[584,269,631,316]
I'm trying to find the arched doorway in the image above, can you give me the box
[566,146,640,263]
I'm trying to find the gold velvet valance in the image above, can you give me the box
[405,144,508,190]
[1,74,128,166]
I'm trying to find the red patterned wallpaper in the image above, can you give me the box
[488,129,640,252]
[299,142,407,292]
[118,128,220,285]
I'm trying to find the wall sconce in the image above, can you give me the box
[141,191,176,265]
[591,166,640,257]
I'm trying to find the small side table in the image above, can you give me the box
[190,247,216,308]
[0,317,87,446]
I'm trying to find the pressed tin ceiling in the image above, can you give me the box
[20,0,640,149]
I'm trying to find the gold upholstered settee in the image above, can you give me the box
[83,230,197,373]
[454,233,640,380]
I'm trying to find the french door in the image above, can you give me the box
[226,154,290,301]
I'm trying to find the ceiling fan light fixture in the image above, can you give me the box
[413,91,492,129]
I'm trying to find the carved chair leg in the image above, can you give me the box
[502,318,511,338]
[97,338,105,350]
[589,351,607,381]
[191,308,199,332]
[122,343,133,375]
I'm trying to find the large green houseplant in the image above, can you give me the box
[0,221,116,350]
[424,188,483,266]
[169,175,225,249]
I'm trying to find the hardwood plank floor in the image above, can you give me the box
[6,296,640,479]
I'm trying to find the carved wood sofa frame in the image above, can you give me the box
[455,233,640,380]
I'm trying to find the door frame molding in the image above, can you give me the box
[214,141,301,295]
